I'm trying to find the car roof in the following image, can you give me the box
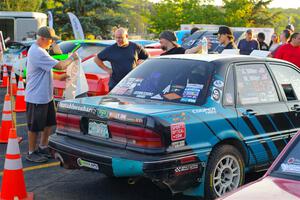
[156,54,291,65]
[62,40,114,45]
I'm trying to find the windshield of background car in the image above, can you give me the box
[58,41,77,54]
[110,58,213,105]
[271,135,300,181]
[5,43,25,54]
[76,45,106,59]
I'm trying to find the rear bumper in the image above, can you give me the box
[49,133,204,193]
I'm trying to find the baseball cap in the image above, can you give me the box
[246,29,253,34]
[159,30,177,43]
[37,26,60,40]
[213,26,233,36]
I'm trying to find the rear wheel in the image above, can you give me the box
[205,145,245,200]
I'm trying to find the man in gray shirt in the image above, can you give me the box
[25,26,78,163]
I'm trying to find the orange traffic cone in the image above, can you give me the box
[0,93,13,143]
[0,128,34,200]
[10,68,17,96]
[0,65,9,88]
[14,75,26,113]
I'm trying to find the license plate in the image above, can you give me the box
[88,120,109,139]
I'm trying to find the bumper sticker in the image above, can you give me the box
[77,158,99,170]
[171,122,186,141]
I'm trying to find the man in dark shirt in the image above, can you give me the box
[238,29,259,55]
[159,30,203,55]
[94,27,149,90]
[213,26,237,53]
[257,32,269,51]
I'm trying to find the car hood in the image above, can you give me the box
[221,176,300,200]
[58,95,197,115]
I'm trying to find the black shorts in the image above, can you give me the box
[26,100,57,132]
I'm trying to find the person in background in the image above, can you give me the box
[238,29,259,55]
[270,29,292,56]
[159,30,208,55]
[213,26,237,53]
[94,27,149,90]
[274,32,300,68]
[269,33,280,52]
[280,29,292,44]
[286,24,295,33]
[257,32,269,51]
[190,27,200,35]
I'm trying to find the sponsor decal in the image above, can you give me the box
[281,163,300,173]
[213,80,224,88]
[133,91,153,98]
[171,122,186,141]
[180,84,203,103]
[174,163,199,176]
[171,140,185,148]
[164,93,181,100]
[168,112,190,123]
[59,103,96,114]
[162,84,171,94]
[211,87,221,102]
[77,158,99,170]
[192,107,216,114]
[109,112,143,124]
[113,87,128,95]
[151,94,163,100]
[109,112,127,121]
[97,109,109,119]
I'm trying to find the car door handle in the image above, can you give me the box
[291,104,300,112]
[242,109,257,116]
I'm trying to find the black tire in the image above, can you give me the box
[204,145,245,200]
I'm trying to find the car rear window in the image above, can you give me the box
[271,135,300,181]
[6,43,25,53]
[111,58,213,105]
[76,45,105,59]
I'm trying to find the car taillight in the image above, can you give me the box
[56,113,81,133]
[21,49,28,57]
[108,121,163,149]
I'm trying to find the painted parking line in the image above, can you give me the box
[0,161,60,176]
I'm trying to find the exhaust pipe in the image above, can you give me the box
[54,152,64,167]
[128,177,141,185]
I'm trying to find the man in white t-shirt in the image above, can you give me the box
[25,26,78,163]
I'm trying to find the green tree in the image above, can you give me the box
[222,0,276,27]
[148,0,222,35]
[51,0,126,39]
[0,0,43,11]
[119,0,151,37]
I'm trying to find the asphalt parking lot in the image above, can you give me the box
[0,87,264,200]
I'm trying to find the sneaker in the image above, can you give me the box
[38,147,52,158]
[26,151,48,163]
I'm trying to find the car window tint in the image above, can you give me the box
[76,46,105,59]
[270,64,300,101]
[235,64,279,105]
[223,66,235,106]
[271,136,300,180]
[111,58,213,105]
[58,41,77,54]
